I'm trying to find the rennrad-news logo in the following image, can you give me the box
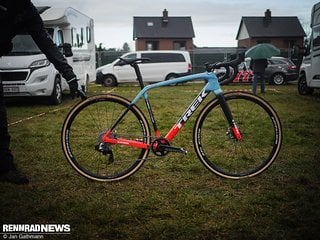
[2,224,71,233]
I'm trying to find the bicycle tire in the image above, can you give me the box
[193,91,282,179]
[61,94,151,182]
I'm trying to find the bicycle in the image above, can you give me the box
[61,53,282,182]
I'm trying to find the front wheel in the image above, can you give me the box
[61,94,151,182]
[103,75,117,87]
[49,76,62,105]
[193,91,282,179]
[298,74,313,95]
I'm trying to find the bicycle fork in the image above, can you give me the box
[216,93,243,141]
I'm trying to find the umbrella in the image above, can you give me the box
[245,43,280,59]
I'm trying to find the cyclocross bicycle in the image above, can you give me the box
[61,53,282,182]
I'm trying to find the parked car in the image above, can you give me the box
[233,57,298,85]
[96,50,192,87]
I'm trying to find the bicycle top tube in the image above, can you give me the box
[130,71,222,105]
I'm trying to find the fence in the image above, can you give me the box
[95,47,303,73]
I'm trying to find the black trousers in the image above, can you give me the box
[0,78,16,173]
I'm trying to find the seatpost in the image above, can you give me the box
[131,61,160,135]
[132,63,145,90]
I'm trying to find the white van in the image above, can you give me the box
[298,2,320,95]
[0,6,95,104]
[96,51,192,86]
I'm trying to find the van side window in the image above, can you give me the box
[86,26,91,43]
[124,54,137,59]
[80,28,84,46]
[71,27,87,49]
[56,30,64,46]
[141,53,185,63]
[71,28,77,47]
[269,59,287,65]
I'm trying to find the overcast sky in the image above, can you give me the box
[32,0,318,49]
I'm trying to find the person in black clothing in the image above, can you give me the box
[0,0,79,184]
[250,58,268,94]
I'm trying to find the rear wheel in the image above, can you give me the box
[61,94,151,182]
[165,73,178,80]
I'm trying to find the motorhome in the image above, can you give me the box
[0,6,95,104]
[298,2,320,95]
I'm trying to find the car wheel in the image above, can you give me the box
[298,74,314,95]
[49,76,62,105]
[102,75,117,87]
[165,73,178,80]
[272,73,285,85]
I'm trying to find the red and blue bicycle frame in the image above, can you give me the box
[102,70,242,149]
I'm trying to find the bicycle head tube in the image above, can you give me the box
[204,72,223,95]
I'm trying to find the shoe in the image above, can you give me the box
[0,170,29,184]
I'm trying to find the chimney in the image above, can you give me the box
[162,9,169,23]
[264,9,272,24]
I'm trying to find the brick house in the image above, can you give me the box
[133,9,195,51]
[236,9,306,50]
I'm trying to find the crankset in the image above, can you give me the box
[151,138,187,156]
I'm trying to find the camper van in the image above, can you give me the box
[0,6,95,104]
[298,2,320,95]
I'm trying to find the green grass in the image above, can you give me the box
[1,82,320,240]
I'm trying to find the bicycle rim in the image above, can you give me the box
[61,94,150,182]
[194,91,282,179]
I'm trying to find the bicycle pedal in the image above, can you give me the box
[161,145,188,154]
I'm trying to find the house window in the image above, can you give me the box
[146,41,159,50]
[173,41,186,50]
[284,40,295,48]
[257,39,271,44]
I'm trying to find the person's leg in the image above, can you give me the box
[261,75,265,93]
[0,80,15,172]
[252,74,258,95]
[0,80,28,184]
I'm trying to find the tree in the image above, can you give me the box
[96,43,106,51]
[122,42,130,52]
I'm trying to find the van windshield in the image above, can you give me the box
[8,34,42,56]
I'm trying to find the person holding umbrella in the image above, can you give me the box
[245,43,280,94]
[250,58,268,94]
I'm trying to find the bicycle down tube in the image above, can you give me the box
[102,71,242,148]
